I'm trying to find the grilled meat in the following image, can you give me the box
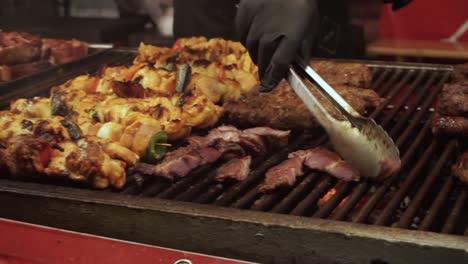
[260,148,359,193]
[292,149,360,181]
[134,145,222,180]
[432,114,468,135]
[135,126,289,180]
[9,60,52,80]
[41,38,88,65]
[0,32,88,83]
[188,125,290,155]
[0,32,42,65]
[0,133,129,188]
[224,80,383,130]
[437,84,468,117]
[134,38,259,100]
[215,156,252,182]
[260,155,304,192]
[452,150,468,184]
[310,60,373,88]
[0,134,50,176]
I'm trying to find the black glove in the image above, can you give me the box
[383,0,412,10]
[236,0,319,92]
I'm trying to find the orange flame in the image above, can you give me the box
[319,188,349,208]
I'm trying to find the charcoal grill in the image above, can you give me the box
[0,49,467,264]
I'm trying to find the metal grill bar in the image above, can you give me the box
[313,181,354,218]
[270,173,320,214]
[419,176,455,231]
[290,176,335,216]
[379,70,427,127]
[375,141,439,225]
[396,140,458,228]
[442,188,467,234]
[352,119,433,223]
[391,72,450,141]
[213,135,311,207]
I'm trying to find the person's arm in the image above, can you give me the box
[236,0,319,92]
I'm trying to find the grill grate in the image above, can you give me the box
[0,51,466,237]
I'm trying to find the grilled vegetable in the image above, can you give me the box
[51,91,69,116]
[175,64,191,93]
[144,131,168,164]
[177,90,192,107]
[60,119,83,140]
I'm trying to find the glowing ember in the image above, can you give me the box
[319,188,349,208]
[319,188,337,205]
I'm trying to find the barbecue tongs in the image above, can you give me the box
[287,58,401,179]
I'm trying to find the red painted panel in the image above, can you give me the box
[380,0,468,41]
[0,218,253,264]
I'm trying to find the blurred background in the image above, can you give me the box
[0,0,467,62]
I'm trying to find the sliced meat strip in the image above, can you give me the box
[260,148,360,193]
[292,148,360,182]
[215,156,252,182]
[260,156,305,193]
[243,127,290,147]
[134,145,222,179]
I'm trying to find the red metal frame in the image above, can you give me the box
[380,0,468,41]
[0,218,252,264]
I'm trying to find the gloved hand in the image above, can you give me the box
[236,0,319,92]
[383,0,412,10]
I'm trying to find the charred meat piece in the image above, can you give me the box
[0,32,42,65]
[0,135,50,176]
[260,156,304,193]
[260,148,360,193]
[310,60,373,88]
[0,134,128,189]
[215,156,252,182]
[41,38,88,65]
[243,127,291,147]
[452,150,468,184]
[431,113,468,135]
[224,81,383,130]
[437,84,468,117]
[291,149,360,182]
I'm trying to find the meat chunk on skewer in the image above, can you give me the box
[214,156,252,182]
[260,148,360,193]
